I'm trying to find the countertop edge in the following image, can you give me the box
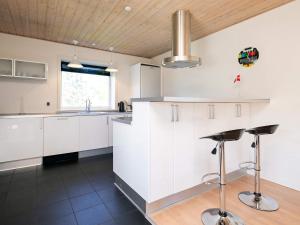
[112,117,132,125]
[0,111,132,119]
[131,97,270,103]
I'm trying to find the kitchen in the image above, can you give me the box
[0,1,299,225]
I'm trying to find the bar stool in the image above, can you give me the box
[239,124,279,211]
[200,129,245,225]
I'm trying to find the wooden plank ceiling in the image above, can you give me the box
[0,0,292,58]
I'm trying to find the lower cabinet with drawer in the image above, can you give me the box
[0,118,44,162]
[79,115,109,151]
[0,113,126,165]
[43,116,80,156]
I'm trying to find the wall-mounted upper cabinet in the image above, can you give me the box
[131,63,161,98]
[15,60,47,80]
[0,58,47,80]
[0,58,13,77]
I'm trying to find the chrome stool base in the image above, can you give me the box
[239,191,279,211]
[202,208,245,225]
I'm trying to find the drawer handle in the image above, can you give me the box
[57,117,68,120]
[171,104,175,122]
[235,104,242,117]
[208,104,215,119]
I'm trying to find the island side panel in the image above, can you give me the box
[113,102,151,202]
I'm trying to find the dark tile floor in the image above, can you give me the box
[0,154,151,225]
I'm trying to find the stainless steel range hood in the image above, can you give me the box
[162,10,201,68]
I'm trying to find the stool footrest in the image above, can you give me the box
[239,161,255,170]
[201,172,220,185]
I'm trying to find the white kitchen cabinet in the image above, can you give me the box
[149,103,197,198]
[0,58,13,77]
[79,115,109,151]
[131,63,161,98]
[222,103,251,172]
[194,103,247,138]
[149,103,251,200]
[44,116,79,156]
[173,103,196,193]
[113,101,262,205]
[194,103,251,183]
[194,103,218,184]
[0,118,43,162]
[149,103,174,201]
[15,59,47,79]
[0,58,47,79]
[194,103,228,184]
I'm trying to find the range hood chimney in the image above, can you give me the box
[162,10,201,68]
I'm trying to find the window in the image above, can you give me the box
[60,61,114,110]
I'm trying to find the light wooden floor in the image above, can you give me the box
[150,176,300,225]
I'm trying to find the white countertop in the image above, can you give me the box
[112,116,132,125]
[131,96,270,103]
[0,111,131,119]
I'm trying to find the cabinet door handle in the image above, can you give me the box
[106,116,109,125]
[171,104,175,122]
[175,105,179,122]
[235,104,239,117]
[236,104,242,117]
[208,104,215,119]
[40,119,44,130]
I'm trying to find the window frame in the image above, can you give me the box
[58,59,116,111]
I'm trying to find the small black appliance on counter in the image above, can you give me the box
[118,101,126,112]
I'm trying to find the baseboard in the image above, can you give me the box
[114,173,147,213]
[0,147,113,171]
[43,152,78,166]
[0,157,42,171]
[113,169,246,216]
[114,175,156,225]
[146,169,247,214]
[79,147,113,158]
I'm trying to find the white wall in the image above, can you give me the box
[0,33,153,114]
[153,1,300,191]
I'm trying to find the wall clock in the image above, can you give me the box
[238,47,259,68]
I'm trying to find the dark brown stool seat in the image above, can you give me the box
[245,124,279,135]
[200,129,245,225]
[239,124,279,212]
[201,129,245,142]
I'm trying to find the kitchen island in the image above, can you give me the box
[112,97,270,214]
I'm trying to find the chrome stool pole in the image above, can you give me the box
[200,129,245,225]
[239,124,279,211]
[254,135,261,201]
[219,142,226,217]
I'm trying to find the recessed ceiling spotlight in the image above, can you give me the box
[92,43,96,46]
[124,6,132,12]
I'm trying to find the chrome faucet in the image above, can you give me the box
[85,99,91,112]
